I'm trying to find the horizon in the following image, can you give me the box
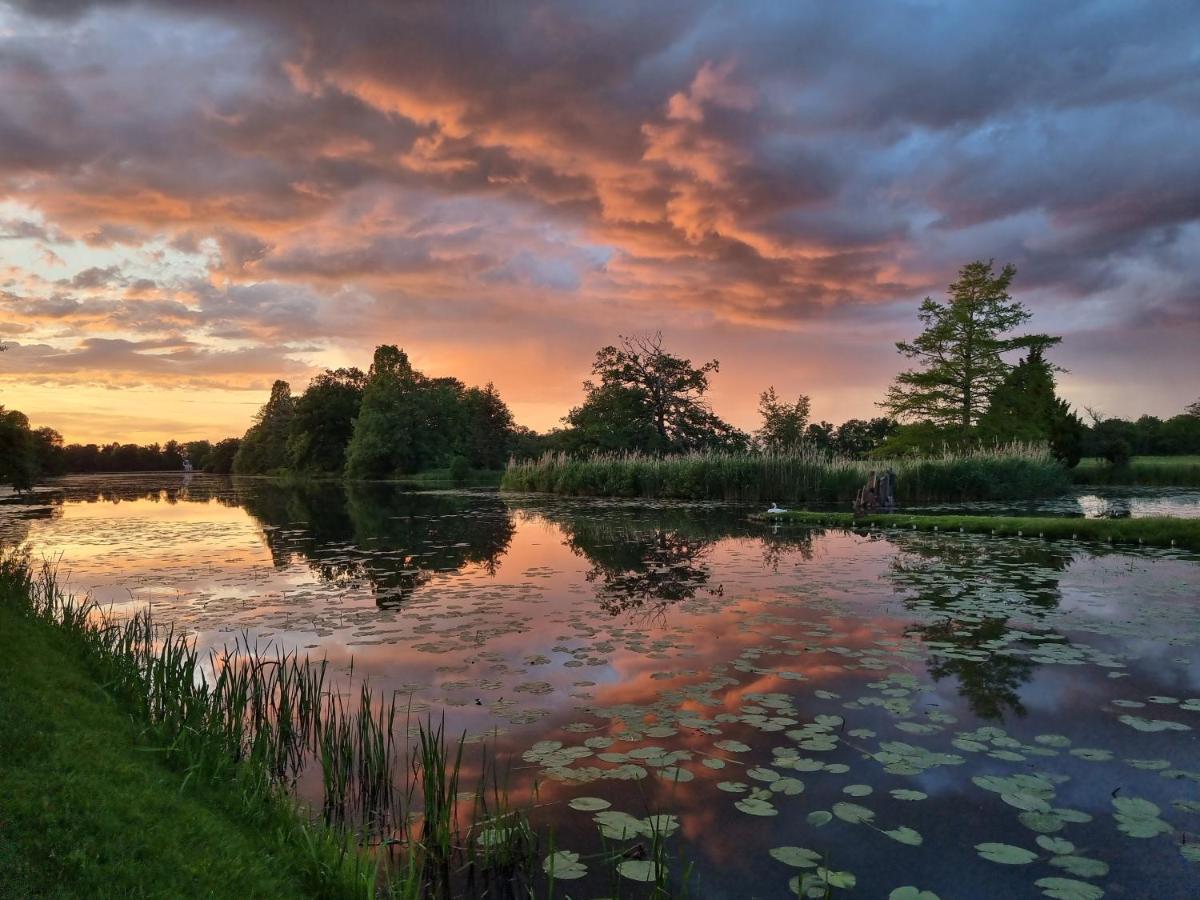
[2,1,1198,445]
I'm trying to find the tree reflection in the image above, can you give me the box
[888,533,1074,719]
[235,480,514,608]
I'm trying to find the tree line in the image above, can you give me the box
[4,257,1199,490]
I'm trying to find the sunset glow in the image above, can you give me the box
[1,2,1197,443]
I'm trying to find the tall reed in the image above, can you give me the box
[502,443,1070,503]
[0,554,544,898]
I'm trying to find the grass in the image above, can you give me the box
[1072,455,1200,486]
[503,444,1071,503]
[753,510,1200,552]
[0,555,551,899]
[0,568,366,899]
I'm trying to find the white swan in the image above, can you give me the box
[767,502,787,514]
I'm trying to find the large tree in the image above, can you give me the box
[565,333,747,454]
[755,387,810,452]
[978,346,1084,465]
[287,367,367,473]
[883,261,1058,431]
[461,383,515,470]
[233,380,295,474]
[0,406,38,491]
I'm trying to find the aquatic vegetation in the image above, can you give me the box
[5,475,1200,897]
[756,509,1200,551]
[502,443,1071,502]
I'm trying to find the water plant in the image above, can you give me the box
[502,443,1069,503]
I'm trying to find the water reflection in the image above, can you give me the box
[4,475,1200,899]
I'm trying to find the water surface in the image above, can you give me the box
[2,475,1198,898]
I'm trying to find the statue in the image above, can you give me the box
[853,469,896,515]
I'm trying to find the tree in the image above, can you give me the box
[0,406,38,491]
[461,383,515,469]
[233,380,295,474]
[288,367,366,473]
[833,417,898,456]
[564,333,748,454]
[1187,398,1200,418]
[204,438,241,474]
[883,260,1059,431]
[755,387,810,451]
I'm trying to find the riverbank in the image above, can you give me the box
[751,509,1200,551]
[502,446,1071,503]
[0,558,375,900]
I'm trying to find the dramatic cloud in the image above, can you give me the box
[0,0,1196,441]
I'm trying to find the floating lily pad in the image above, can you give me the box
[1034,877,1104,900]
[769,846,822,868]
[617,859,660,882]
[542,850,587,880]
[889,889,940,900]
[976,842,1038,865]
[735,797,778,816]
[567,796,610,811]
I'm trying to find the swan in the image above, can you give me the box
[767,502,787,514]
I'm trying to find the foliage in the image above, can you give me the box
[461,383,516,469]
[503,443,1069,503]
[883,260,1059,429]
[204,437,241,474]
[804,417,898,457]
[1072,455,1200,486]
[756,386,811,451]
[1101,437,1132,467]
[345,347,463,477]
[977,346,1084,467]
[0,406,38,491]
[287,367,366,473]
[563,333,748,455]
[233,380,296,474]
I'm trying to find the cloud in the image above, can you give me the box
[0,0,1197,436]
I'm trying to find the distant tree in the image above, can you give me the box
[161,440,185,470]
[755,387,810,451]
[0,406,38,490]
[508,425,550,461]
[833,417,898,457]
[288,367,366,473]
[1187,398,1200,418]
[883,261,1059,431]
[234,380,295,474]
[204,437,241,474]
[31,426,65,476]
[461,383,515,469]
[803,421,836,453]
[565,333,748,454]
[185,440,212,470]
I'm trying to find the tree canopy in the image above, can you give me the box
[883,260,1059,431]
[563,333,748,454]
[755,387,811,452]
[233,380,295,474]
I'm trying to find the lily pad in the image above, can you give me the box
[617,859,660,882]
[976,842,1038,865]
[770,846,822,868]
[1034,877,1104,900]
[542,850,587,880]
[567,796,610,811]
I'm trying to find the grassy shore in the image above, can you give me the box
[752,510,1200,552]
[1072,455,1200,486]
[0,566,372,899]
[502,445,1071,503]
[0,556,548,899]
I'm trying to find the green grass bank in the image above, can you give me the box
[751,510,1200,552]
[0,565,373,899]
[1072,455,1200,486]
[502,445,1071,503]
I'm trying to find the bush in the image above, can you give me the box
[1101,438,1132,468]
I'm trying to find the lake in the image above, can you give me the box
[2,474,1198,898]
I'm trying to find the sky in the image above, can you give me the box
[0,0,1197,444]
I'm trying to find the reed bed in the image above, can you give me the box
[0,554,545,898]
[502,444,1070,503]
